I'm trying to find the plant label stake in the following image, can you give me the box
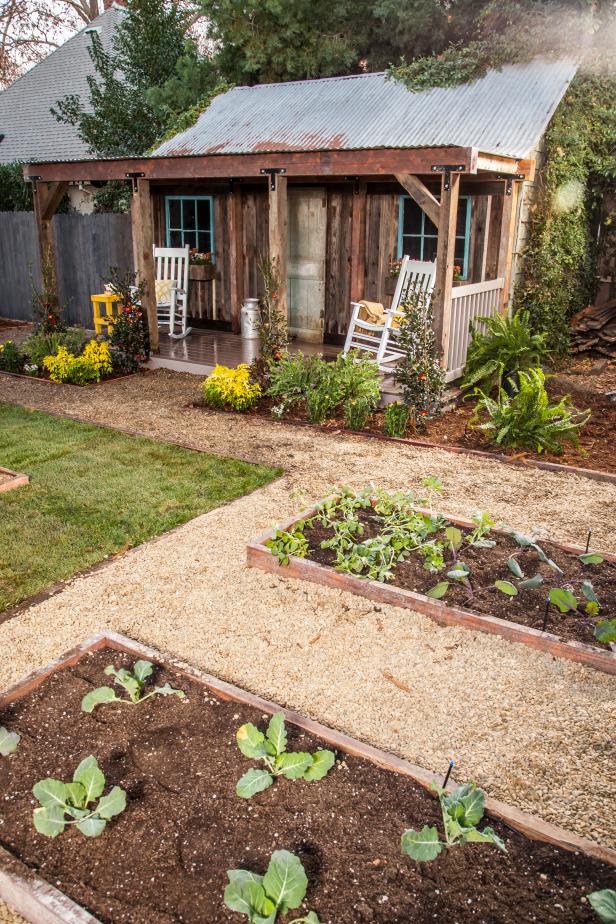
[542,596,551,633]
[585,529,592,554]
[443,756,455,788]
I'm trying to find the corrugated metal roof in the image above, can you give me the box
[154,59,576,161]
[0,5,125,165]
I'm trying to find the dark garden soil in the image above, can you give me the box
[304,510,615,649]
[191,374,616,476]
[0,648,613,924]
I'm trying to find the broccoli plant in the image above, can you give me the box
[588,889,616,923]
[401,782,507,862]
[236,712,335,798]
[0,726,20,756]
[33,756,126,838]
[224,850,321,924]
[81,659,185,712]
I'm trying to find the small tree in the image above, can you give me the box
[107,267,150,371]
[257,257,288,363]
[393,289,444,431]
[31,249,66,333]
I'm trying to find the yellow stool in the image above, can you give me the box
[91,293,121,336]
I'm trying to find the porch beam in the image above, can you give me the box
[268,173,288,321]
[433,172,460,362]
[350,182,367,302]
[23,146,479,183]
[228,184,244,335]
[32,181,68,302]
[130,178,159,352]
[395,173,440,228]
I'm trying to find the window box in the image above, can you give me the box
[189,263,215,281]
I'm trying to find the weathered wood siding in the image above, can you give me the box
[0,212,41,321]
[364,192,399,304]
[324,187,353,338]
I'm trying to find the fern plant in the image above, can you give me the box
[462,309,548,393]
[470,368,590,455]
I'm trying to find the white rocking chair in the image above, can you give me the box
[153,245,192,340]
[343,257,437,372]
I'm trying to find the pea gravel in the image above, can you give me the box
[0,370,614,922]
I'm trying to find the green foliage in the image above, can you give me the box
[257,259,289,363]
[0,727,20,756]
[594,620,616,645]
[32,756,126,838]
[236,712,335,798]
[21,328,88,368]
[81,659,185,712]
[266,524,309,565]
[92,182,132,215]
[470,368,590,454]
[401,781,507,863]
[31,249,66,333]
[588,889,616,924]
[225,850,320,924]
[462,310,548,393]
[53,0,189,156]
[202,364,262,412]
[0,163,33,211]
[393,289,444,431]
[152,70,230,146]
[106,268,150,370]
[384,401,410,438]
[0,340,25,373]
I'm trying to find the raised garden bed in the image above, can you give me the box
[247,492,616,675]
[0,466,28,493]
[0,631,614,924]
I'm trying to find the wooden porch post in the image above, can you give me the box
[228,184,244,335]
[33,181,68,300]
[433,172,460,363]
[496,181,521,311]
[350,182,367,302]
[130,177,159,352]
[268,173,288,320]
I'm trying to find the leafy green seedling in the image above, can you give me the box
[579,552,604,566]
[519,574,543,589]
[445,526,463,554]
[548,587,578,613]
[506,557,523,579]
[466,511,496,548]
[0,727,20,756]
[588,889,616,924]
[595,619,616,645]
[266,525,309,565]
[495,580,518,596]
[33,756,126,838]
[236,712,335,798]
[81,659,185,712]
[426,581,449,599]
[401,782,507,863]
[225,850,321,924]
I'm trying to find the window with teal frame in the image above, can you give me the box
[165,195,214,257]
[397,195,472,279]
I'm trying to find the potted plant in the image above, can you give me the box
[189,249,215,281]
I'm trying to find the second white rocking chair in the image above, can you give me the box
[342,256,437,372]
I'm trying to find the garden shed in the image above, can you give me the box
[23,57,575,379]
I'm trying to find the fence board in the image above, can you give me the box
[0,212,41,321]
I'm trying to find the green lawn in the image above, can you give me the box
[0,403,279,611]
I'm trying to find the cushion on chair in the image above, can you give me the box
[358,300,401,330]
[155,279,174,304]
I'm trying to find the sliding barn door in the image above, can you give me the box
[287,188,326,342]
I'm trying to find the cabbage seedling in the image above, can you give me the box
[236,712,335,798]
[401,782,507,862]
[224,850,321,923]
[0,726,19,756]
[588,888,616,923]
[33,756,126,838]
[81,659,185,712]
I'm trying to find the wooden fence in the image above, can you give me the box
[0,211,133,326]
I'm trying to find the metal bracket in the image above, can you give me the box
[125,171,145,193]
[345,175,361,195]
[260,167,286,190]
[26,175,42,185]
[495,173,525,195]
[431,164,465,191]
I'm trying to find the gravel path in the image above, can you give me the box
[0,370,614,921]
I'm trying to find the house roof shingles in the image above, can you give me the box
[154,59,577,162]
[0,5,125,165]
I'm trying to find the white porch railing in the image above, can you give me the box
[445,278,505,382]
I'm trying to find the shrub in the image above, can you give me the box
[462,309,549,393]
[393,289,445,431]
[267,352,324,417]
[107,268,149,371]
[0,340,24,373]
[22,328,88,367]
[31,249,66,333]
[470,368,590,455]
[202,364,261,411]
[334,351,380,427]
[257,257,288,362]
[384,401,410,438]
[43,340,113,385]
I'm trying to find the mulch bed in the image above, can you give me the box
[191,376,616,476]
[0,368,146,387]
[0,647,613,924]
[303,509,614,650]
